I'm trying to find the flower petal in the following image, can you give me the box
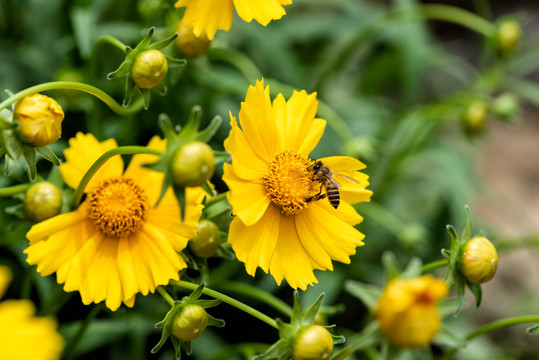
[233,0,289,25]
[60,133,123,192]
[175,0,234,40]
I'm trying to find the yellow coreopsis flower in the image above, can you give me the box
[24,133,205,311]
[0,266,64,360]
[174,0,292,40]
[223,80,372,290]
[375,275,449,348]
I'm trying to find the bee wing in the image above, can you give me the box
[334,173,360,185]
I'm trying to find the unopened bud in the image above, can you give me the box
[497,19,522,56]
[171,304,208,342]
[172,141,215,187]
[462,101,488,135]
[459,236,498,284]
[189,220,221,258]
[131,49,168,89]
[24,182,62,222]
[14,94,64,147]
[175,22,211,58]
[292,325,334,360]
[492,93,520,121]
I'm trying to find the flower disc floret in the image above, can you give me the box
[263,152,319,216]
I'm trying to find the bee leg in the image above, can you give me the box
[306,184,326,203]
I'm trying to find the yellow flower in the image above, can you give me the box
[174,0,292,40]
[24,133,205,311]
[375,275,449,348]
[0,266,64,360]
[222,80,372,290]
[14,93,64,147]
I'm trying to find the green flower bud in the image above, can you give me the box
[172,141,215,187]
[459,236,498,284]
[189,220,221,258]
[462,101,488,135]
[171,304,208,342]
[175,21,211,58]
[24,181,62,222]
[497,19,522,56]
[131,49,168,89]
[14,94,64,147]
[492,93,520,121]
[292,325,334,360]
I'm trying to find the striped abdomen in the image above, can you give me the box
[326,183,340,209]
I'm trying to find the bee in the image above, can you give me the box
[306,160,360,209]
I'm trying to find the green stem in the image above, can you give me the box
[63,305,102,360]
[419,4,496,37]
[359,202,405,236]
[0,81,143,115]
[172,280,278,329]
[331,323,380,360]
[466,315,539,340]
[70,146,163,207]
[204,191,228,208]
[215,282,293,318]
[421,259,449,273]
[208,48,263,83]
[157,286,175,307]
[95,35,128,53]
[0,183,31,197]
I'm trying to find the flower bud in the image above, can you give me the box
[497,19,522,56]
[171,304,208,342]
[14,94,64,146]
[131,49,168,89]
[459,236,498,284]
[175,21,211,58]
[23,181,62,222]
[292,325,334,360]
[172,141,215,187]
[492,93,520,121]
[189,220,221,258]
[462,101,488,135]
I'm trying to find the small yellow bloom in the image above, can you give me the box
[0,266,64,360]
[223,79,372,289]
[175,21,212,58]
[175,0,293,40]
[131,49,168,89]
[24,133,205,311]
[375,275,449,348]
[292,325,334,360]
[459,236,498,284]
[14,93,64,147]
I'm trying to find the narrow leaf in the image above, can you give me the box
[173,184,187,222]
[461,205,473,242]
[252,339,289,360]
[467,282,483,308]
[207,314,226,327]
[526,324,539,334]
[135,27,155,51]
[122,78,136,107]
[303,292,325,325]
[22,146,37,181]
[179,105,202,141]
[344,280,382,312]
[35,146,60,166]
[291,290,303,328]
[195,115,222,143]
[382,251,401,283]
[149,32,178,50]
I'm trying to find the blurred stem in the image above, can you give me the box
[64,304,102,360]
[419,4,496,36]
[0,183,31,197]
[494,236,539,251]
[157,286,175,307]
[359,202,405,236]
[331,323,380,360]
[204,191,228,208]
[70,146,163,207]
[0,81,143,115]
[95,35,128,53]
[171,280,278,329]
[215,281,293,318]
[208,48,262,82]
[421,259,449,273]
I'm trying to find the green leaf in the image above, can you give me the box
[187,283,205,301]
[460,205,473,242]
[344,280,382,312]
[183,340,192,355]
[158,114,179,142]
[22,146,37,181]
[526,324,539,334]
[179,105,202,141]
[207,314,226,327]
[252,339,290,360]
[148,32,178,50]
[302,292,325,325]
[290,290,303,329]
[134,27,155,52]
[196,299,221,309]
[107,59,132,79]
[141,88,151,110]
[173,184,187,222]
[401,257,422,279]
[212,151,230,165]
[434,326,465,348]
[166,56,188,68]
[331,334,346,345]
[35,146,60,166]
[195,115,223,143]
[171,336,182,360]
[381,251,401,283]
[467,282,483,308]
[2,129,24,161]
[122,77,136,107]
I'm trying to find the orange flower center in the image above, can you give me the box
[87,177,150,238]
[263,151,319,216]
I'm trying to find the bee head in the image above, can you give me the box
[312,161,322,171]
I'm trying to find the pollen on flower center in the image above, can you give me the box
[87,177,150,238]
[263,152,320,216]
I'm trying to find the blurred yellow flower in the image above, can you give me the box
[174,0,292,40]
[14,93,64,147]
[24,133,205,311]
[0,266,64,360]
[223,79,372,290]
[375,275,449,348]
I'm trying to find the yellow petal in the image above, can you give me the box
[60,133,123,191]
[233,0,289,25]
[26,205,87,245]
[117,237,142,301]
[228,205,281,275]
[175,0,234,40]
[223,163,270,226]
[224,114,269,180]
[124,135,165,180]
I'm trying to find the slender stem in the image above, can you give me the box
[172,280,278,329]
[208,48,262,82]
[63,305,102,360]
[0,81,143,115]
[419,4,497,37]
[0,183,31,197]
[157,286,175,307]
[95,35,128,53]
[215,281,293,318]
[466,315,539,340]
[331,323,380,360]
[204,191,228,208]
[421,259,449,273]
[70,146,163,207]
